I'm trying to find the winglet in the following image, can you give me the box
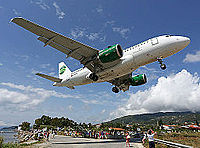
[10,17,24,23]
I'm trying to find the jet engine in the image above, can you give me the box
[98,44,123,63]
[129,74,147,86]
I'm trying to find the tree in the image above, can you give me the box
[158,119,163,126]
[34,118,42,129]
[41,115,51,125]
[20,122,30,131]
[51,117,60,127]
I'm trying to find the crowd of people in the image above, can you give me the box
[18,129,56,142]
[64,130,117,139]
[63,129,156,147]
[19,127,157,147]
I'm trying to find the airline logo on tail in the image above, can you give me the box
[59,66,66,75]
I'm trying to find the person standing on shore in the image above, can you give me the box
[47,131,50,141]
[142,129,156,148]
[126,132,131,147]
[52,131,55,139]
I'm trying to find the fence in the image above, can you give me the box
[155,138,193,148]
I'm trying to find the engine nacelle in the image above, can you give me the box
[98,44,123,63]
[129,74,147,86]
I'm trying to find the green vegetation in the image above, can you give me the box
[0,136,3,147]
[156,132,200,147]
[142,132,200,148]
[32,115,94,132]
[20,122,30,131]
[1,143,20,148]
[106,111,200,125]
[33,115,78,129]
[0,136,20,148]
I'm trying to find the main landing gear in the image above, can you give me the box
[89,73,99,81]
[112,86,120,93]
[157,57,166,70]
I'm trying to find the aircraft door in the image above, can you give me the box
[151,38,159,45]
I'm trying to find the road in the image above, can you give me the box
[34,135,144,148]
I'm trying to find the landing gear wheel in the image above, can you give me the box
[160,64,166,70]
[112,87,120,93]
[89,73,98,81]
[157,57,166,70]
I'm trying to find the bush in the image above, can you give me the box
[2,143,20,148]
[0,136,3,147]
[0,136,20,148]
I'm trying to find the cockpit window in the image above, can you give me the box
[165,35,174,37]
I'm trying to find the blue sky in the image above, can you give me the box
[0,0,200,126]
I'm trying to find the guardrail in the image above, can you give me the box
[155,138,193,148]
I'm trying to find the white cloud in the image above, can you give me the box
[112,27,130,39]
[0,63,3,66]
[81,99,100,105]
[31,69,42,75]
[71,28,85,39]
[70,27,101,41]
[0,82,79,111]
[12,9,21,16]
[104,20,115,27]
[67,105,73,111]
[101,109,106,114]
[0,120,7,126]
[49,72,56,76]
[39,63,50,69]
[111,69,200,118]
[184,50,200,63]
[96,6,103,13]
[53,2,65,19]
[86,33,99,41]
[31,0,50,10]
[104,21,132,39]
[70,21,131,41]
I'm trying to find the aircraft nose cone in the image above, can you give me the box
[184,37,190,45]
[178,36,190,47]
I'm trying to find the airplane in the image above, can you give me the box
[11,17,190,93]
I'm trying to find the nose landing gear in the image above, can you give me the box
[157,57,166,70]
[160,64,166,70]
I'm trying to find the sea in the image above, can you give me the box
[0,132,18,143]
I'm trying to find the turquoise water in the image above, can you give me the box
[0,132,18,143]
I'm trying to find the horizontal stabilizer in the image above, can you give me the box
[36,73,62,82]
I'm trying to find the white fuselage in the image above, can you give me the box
[54,35,190,87]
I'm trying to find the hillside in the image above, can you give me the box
[106,112,200,125]
[0,126,18,131]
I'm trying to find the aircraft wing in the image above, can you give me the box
[36,73,62,82]
[108,73,132,92]
[11,17,99,72]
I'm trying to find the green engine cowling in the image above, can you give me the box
[129,74,147,86]
[98,44,123,63]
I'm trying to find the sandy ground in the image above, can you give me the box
[32,135,144,148]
